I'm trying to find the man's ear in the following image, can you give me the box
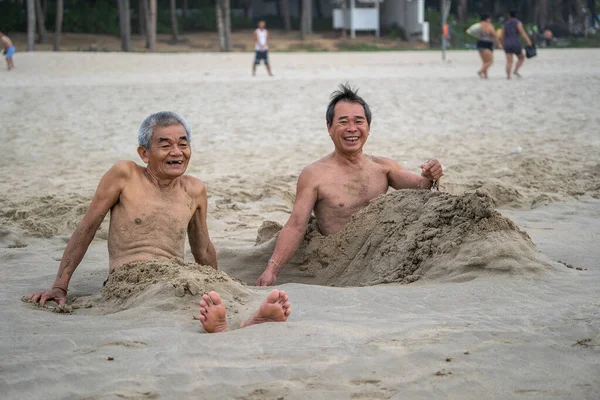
[137,146,150,163]
[326,123,332,137]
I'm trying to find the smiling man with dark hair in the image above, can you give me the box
[255,84,443,286]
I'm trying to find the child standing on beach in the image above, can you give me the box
[0,32,15,71]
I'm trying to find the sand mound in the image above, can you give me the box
[73,260,262,330]
[221,190,555,287]
[0,194,108,239]
[94,259,253,316]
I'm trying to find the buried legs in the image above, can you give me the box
[200,289,291,333]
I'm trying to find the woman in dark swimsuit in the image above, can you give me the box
[476,14,501,79]
[502,10,533,79]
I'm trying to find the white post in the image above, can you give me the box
[350,0,355,39]
[375,0,380,38]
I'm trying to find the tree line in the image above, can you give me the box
[8,0,319,52]
[427,0,599,33]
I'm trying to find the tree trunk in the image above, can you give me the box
[146,0,157,52]
[314,0,323,19]
[183,0,189,19]
[340,0,347,38]
[537,0,550,29]
[169,0,180,41]
[118,0,132,51]
[457,0,468,22]
[224,0,231,51]
[35,0,48,43]
[53,0,63,51]
[139,0,147,36]
[280,0,291,31]
[301,0,311,39]
[216,0,225,50]
[27,0,36,51]
[216,0,231,51]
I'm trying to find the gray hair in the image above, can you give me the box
[138,111,191,150]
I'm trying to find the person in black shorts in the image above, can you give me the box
[502,10,533,79]
[252,21,273,77]
[476,14,501,79]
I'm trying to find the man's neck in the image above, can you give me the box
[144,167,180,189]
[332,149,366,166]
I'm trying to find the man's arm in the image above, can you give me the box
[255,168,318,286]
[382,157,443,190]
[29,161,130,305]
[188,180,217,269]
[517,22,533,47]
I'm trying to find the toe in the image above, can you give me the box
[285,307,291,317]
[266,289,280,303]
[208,291,223,305]
[283,301,291,309]
[201,294,211,304]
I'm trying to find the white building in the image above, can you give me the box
[245,0,429,43]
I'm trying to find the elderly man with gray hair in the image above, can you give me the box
[29,112,291,333]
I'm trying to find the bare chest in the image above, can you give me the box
[316,171,389,214]
[110,186,196,238]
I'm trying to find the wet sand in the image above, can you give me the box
[1,49,599,399]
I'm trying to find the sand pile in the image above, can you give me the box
[0,194,107,239]
[94,259,253,316]
[444,155,600,209]
[228,190,554,287]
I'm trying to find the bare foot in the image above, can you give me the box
[477,71,483,79]
[199,291,229,333]
[239,289,291,329]
[514,71,522,78]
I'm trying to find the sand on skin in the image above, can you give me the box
[0,50,599,399]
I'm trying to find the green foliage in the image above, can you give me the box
[0,1,28,32]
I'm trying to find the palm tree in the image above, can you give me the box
[169,0,181,42]
[27,0,36,51]
[301,0,312,39]
[118,0,132,51]
[457,0,468,22]
[53,0,63,51]
[34,0,48,43]
[216,0,231,51]
[146,0,157,52]
[280,0,291,31]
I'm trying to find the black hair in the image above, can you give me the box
[326,83,372,126]
[509,10,517,18]
[480,13,491,21]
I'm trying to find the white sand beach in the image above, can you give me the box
[0,49,599,399]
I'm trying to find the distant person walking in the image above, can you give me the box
[476,14,501,79]
[502,10,532,79]
[252,21,273,77]
[0,32,15,71]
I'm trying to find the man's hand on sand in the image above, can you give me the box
[420,159,443,182]
[29,288,67,306]
[255,268,277,286]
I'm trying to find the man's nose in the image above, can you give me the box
[347,122,358,131]
[170,146,183,156]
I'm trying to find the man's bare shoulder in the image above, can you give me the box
[108,160,139,179]
[367,155,399,172]
[299,155,336,183]
[180,175,207,199]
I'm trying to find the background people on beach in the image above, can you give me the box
[0,32,15,70]
[252,20,273,77]
[27,111,290,332]
[255,84,443,286]
[476,13,502,79]
[502,10,533,79]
